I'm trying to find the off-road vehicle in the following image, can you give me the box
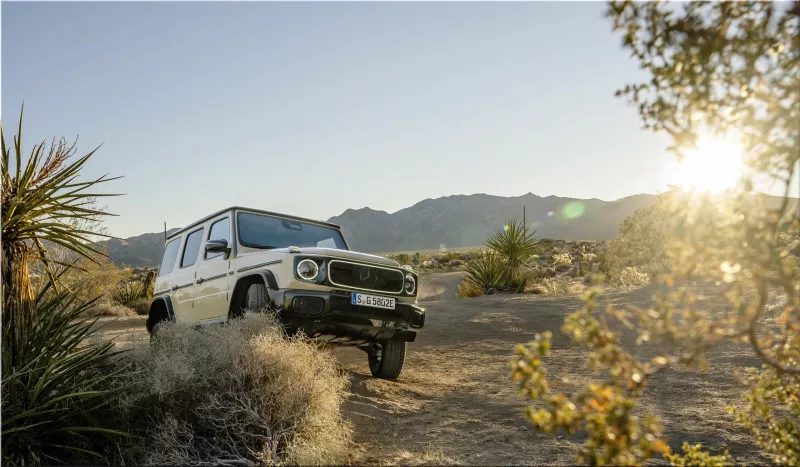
[147,206,424,379]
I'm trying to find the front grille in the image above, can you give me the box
[328,260,404,294]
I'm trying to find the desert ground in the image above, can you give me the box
[99,272,766,465]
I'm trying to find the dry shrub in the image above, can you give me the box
[114,314,351,466]
[88,302,136,317]
[132,299,150,316]
[611,266,650,288]
[456,278,484,298]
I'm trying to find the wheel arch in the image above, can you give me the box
[146,296,175,333]
[228,270,280,316]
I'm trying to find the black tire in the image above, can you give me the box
[147,306,172,342]
[247,283,269,311]
[368,340,406,379]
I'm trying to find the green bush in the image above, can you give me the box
[463,251,508,293]
[456,278,485,298]
[133,299,151,316]
[111,280,147,308]
[1,289,129,465]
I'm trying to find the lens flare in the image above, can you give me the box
[503,224,510,232]
[562,202,585,219]
[546,211,554,218]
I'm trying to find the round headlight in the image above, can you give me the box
[404,274,416,295]
[297,259,320,280]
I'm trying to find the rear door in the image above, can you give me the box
[194,215,231,320]
[171,227,204,322]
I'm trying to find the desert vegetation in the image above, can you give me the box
[512,2,799,465]
[1,110,351,466]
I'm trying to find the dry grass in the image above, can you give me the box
[87,302,136,317]
[113,314,352,466]
[455,278,484,298]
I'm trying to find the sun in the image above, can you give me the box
[674,133,746,194]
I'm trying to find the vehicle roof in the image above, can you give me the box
[166,206,342,240]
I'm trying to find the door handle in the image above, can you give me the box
[196,277,204,284]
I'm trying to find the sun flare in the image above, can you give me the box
[674,133,746,194]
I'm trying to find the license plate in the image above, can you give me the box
[351,292,395,310]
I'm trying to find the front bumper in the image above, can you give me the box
[269,289,425,346]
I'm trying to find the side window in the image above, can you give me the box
[205,217,230,260]
[158,237,182,277]
[180,228,204,268]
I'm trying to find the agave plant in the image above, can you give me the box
[1,106,126,464]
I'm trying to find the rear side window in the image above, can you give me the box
[205,217,230,260]
[180,228,204,268]
[158,237,181,277]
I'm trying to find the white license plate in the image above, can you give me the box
[351,292,395,310]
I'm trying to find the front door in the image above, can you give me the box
[171,227,204,323]
[194,215,231,320]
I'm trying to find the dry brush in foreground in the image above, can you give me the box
[111,314,353,466]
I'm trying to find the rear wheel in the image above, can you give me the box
[368,340,406,379]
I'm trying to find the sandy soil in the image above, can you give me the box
[97,276,767,465]
[337,282,766,466]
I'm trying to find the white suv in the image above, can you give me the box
[147,206,424,379]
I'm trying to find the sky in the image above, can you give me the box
[1,1,738,238]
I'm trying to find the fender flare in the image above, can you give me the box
[229,270,282,316]
[147,296,175,333]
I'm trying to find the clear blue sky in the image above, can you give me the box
[4,1,686,238]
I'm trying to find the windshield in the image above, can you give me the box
[236,211,348,250]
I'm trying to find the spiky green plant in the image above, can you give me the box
[484,218,540,272]
[463,251,508,293]
[111,280,147,308]
[1,285,130,465]
[1,106,126,464]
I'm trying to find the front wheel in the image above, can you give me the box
[368,340,406,379]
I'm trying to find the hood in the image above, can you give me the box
[272,247,399,268]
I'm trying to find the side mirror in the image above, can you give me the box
[205,239,229,254]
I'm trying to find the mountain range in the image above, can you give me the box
[104,193,660,268]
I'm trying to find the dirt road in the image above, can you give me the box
[98,275,765,465]
[336,283,765,465]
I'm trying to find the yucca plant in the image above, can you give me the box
[1,284,130,465]
[463,251,508,293]
[484,218,540,272]
[1,106,126,464]
[111,280,147,308]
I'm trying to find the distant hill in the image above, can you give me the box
[104,192,795,268]
[105,193,660,267]
[104,228,180,268]
[328,193,659,252]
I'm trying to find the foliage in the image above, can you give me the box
[390,253,412,266]
[552,252,573,266]
[665,442,733,467]
[456,278,485,298]
[512,1,800,465]
[113,314,352,465]
[133,299,151,316]
[463,251,508,293]
[610,266,650,289]
[484,218,540,272]
[1,108,128,464]
[111,280,148,308]
[56,247,131,304]
[1,287,129,465]
[603,190,675,277]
